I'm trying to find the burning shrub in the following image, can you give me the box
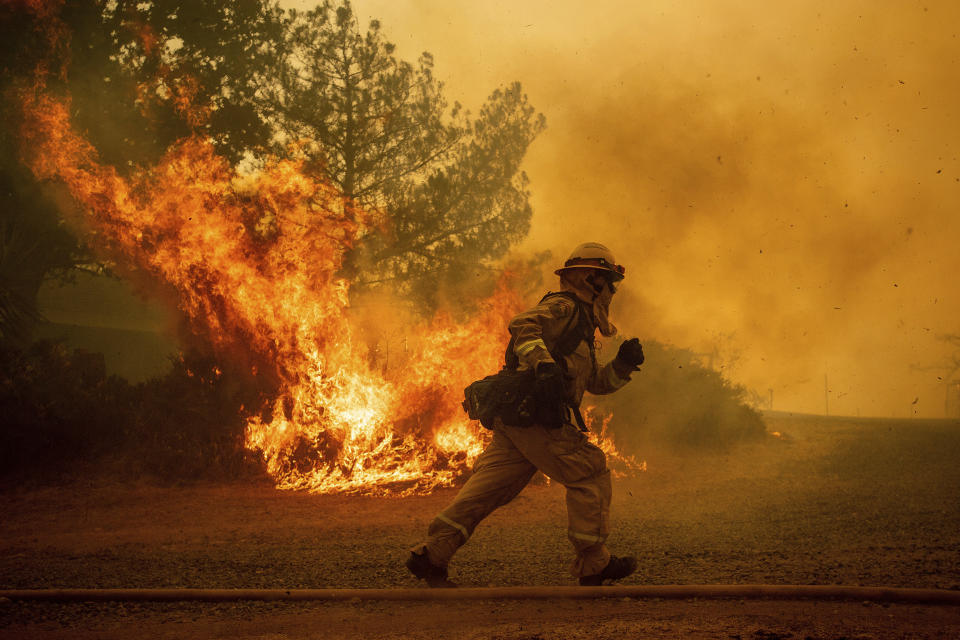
[598,340,766,451]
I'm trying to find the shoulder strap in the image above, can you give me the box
[544,292,594,361]
[503,291,595,370]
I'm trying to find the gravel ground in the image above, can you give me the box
[1,413,959,638]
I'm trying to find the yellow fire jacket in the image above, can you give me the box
[508,293,630,406]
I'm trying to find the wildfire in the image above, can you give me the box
[17,80,641,496]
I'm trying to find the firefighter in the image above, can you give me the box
[406,242,646,587]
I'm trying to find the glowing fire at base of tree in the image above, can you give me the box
[17,87,641,495]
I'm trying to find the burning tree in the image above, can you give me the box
[258,5,546,305]
[1,0,545,336]
[0,0,562,493]
[0,3,89,345]
[84,0,543,303]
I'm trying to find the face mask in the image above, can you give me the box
[593,276,618,337]
[584,272,606,296]
[560,269,619,337]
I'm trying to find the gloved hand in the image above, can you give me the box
[534,361,567,407]
[615,338,644,370]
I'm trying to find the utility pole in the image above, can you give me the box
[824,373,829,416]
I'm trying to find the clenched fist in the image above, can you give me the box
[615,338,645,370]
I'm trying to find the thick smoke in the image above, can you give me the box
[344,0,960,417]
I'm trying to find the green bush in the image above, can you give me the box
[0,341,263,484]
[0,341,125,477]
[596,340,766,451]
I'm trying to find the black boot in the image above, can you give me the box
[578,555,638,586]
[405,550,457,588]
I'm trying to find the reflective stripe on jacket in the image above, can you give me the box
[508,293,629,405]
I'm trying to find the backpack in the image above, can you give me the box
[462,291,595,430]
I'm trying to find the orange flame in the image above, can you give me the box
[18,90,504,493]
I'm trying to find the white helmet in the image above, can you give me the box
[554,242,625,281]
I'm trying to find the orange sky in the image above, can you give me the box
[321,0,960,418]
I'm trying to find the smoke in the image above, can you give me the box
[344,0,960,417]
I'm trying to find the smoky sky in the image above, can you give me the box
[299,1,960,416]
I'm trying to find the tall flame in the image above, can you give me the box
[19,89,511,493]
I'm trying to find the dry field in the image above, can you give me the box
[2,412,959,638]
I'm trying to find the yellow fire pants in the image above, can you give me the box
[412,421,612,578]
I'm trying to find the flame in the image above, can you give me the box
[18,85,640,495]
[130,23,212,128]
[582,406,647,476]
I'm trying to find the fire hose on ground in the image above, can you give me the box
[2,585,959,604]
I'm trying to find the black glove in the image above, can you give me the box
[534,361,567,407]
[615,338,644,369]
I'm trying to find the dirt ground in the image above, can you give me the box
[2,413,959,638]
